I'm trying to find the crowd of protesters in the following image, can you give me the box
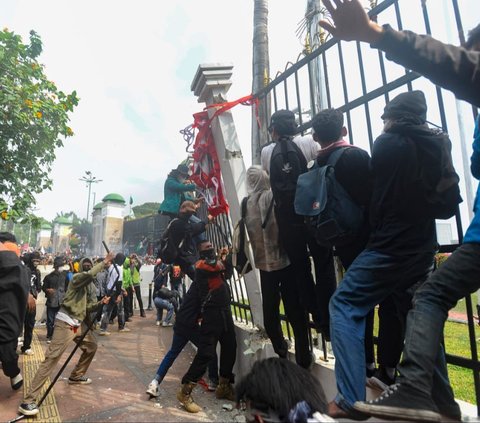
[1,1,479,421]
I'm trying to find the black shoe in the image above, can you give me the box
[19,402,39,416]
[140,311,146,318]
[354,383,443,422]
[11,373,23,390]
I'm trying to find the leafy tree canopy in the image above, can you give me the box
[0,28,79,221]
[132,202,160,219]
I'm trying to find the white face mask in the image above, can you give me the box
[62,265,70,271]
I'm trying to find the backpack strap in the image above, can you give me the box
[239,197,248,255]
[326,146,352,167]
[241,197,248,219]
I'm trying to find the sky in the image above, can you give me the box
[3,0,310,221]
[3,0,478,225]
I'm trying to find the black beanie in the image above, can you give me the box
[114,253,126,266]
[269,110,298,136]
[381,90,427,123]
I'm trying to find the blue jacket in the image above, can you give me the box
[159,175,196,215]
[463,116,480,244]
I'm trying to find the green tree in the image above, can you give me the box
[0,28,79,221]
[132,202,160,218]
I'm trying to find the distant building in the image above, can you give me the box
[52,217,72,254]
[91,193,126,255]
[36,222,52,251]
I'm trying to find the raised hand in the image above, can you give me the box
[319,0,384,44]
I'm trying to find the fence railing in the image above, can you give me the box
[249,0,479,413]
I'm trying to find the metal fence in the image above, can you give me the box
[249,0,479,413]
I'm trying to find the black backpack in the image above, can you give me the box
[269,137,307,210]
[390,127,462,221]
[158,219,185,264]
[295,147,365,247]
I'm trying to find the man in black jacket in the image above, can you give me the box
[42,256,68,343]
[327,91,444,419]
[21,251,42,355]
[176,241,236,413]
[0,234,29,391]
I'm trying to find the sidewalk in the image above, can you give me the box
[0,309,246,422]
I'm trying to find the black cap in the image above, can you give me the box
[269,110,298,136]
[53,256,65,268]
[381,90,427,123]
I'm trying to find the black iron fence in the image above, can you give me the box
[249,0,479,413]
[123,214,170,256]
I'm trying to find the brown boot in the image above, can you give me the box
[215,376,235,401]
[176,382,202,413]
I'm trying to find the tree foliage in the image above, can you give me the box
[132,202,160,219]
[0,28,79,221]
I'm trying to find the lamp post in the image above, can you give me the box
[79,171,102,221]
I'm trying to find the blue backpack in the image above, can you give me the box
[294,147,365,247]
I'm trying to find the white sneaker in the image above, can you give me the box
[22,349,34,356]
[99,331,111,336]
[146,380,159,397]
[161,321,173,327]
[156,321,161,326]
[119,327,131,332]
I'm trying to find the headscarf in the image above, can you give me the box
[246,165,270,196]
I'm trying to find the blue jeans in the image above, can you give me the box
[155,328,218,383]
[46,306,60,339]
[397,243,480,415]
[329,248,434,410]
[154,297,174,323]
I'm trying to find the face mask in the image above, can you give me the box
[62,265,70,271]
[200,248,216,265]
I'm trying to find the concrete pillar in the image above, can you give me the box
[191,63,264,329]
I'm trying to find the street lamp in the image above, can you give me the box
[79,171,102,221]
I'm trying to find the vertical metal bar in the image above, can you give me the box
[337,42,354,144]
[294,71,304,128]
[273,86,278,111]
[283,79,290,110]
[451,0,466,44]
[377,51,390,103]
[307,61,317,117]
[394,1,412,91]
[356,41,374,150]
[321,52,332,109]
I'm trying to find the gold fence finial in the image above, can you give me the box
[263,68,269,87]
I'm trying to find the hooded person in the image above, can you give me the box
[20,250,42,355]
[18,253,114,416]
[42,256,69,343]
[243,166,311,367]
[327,91,449,419]
[0,233,29,391]
[159,164,197,218]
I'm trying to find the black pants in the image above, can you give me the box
[182,309,236,384]
[21,307,36,352]
[0,339,21,378]
[128,285,144,315]
[275,208,335,337]
[260,266,311,368]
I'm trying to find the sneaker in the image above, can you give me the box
[353,383,443,422]
[68,376,92,385]
[18,402,39,416]
[207,378,219,392]
[99,331,111,336]
[46,337,52,344]
[161,321,173,327]
[146,380,159,397]
[156,321,161,326]
[119,327,131,332]
[366,367,395,392]
[22,348,34,355]
[11,373,23,390]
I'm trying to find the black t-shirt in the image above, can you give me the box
[367,133,436,255]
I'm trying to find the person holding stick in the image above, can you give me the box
[18,252,115,416]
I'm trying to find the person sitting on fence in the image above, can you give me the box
[327,90,461,419]
[235,357,333,423]
[243,165,311,368]
[177,241,236,413]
